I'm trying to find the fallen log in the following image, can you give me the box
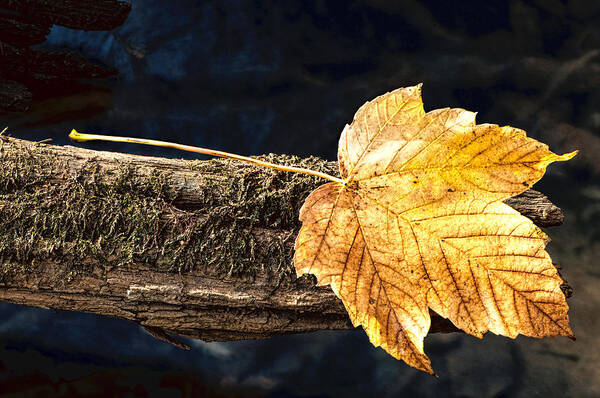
[0,136,570,344]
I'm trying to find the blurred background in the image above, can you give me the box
[0,0,599,396]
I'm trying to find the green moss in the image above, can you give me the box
[0,139,338,280]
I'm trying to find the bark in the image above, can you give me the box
[0,136,570,344]
[0,0,130,112]
[0,14,50,46]
[0,78,31,111]
[0,41,117,84]
[0,0,131,31]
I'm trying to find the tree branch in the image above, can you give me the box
[0,137,569,344]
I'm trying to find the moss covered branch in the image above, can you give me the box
[0,136,569,343]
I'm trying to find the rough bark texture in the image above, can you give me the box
[0,136,570,343]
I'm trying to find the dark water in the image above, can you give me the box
[1,0,599,396]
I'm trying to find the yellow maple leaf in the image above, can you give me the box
[68,85,576,375]
[294,84,576,374]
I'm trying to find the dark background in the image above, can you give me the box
[1,0,599,396]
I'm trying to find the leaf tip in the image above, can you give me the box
[555,322,576,340]
[406,353,435,375]
[562,325,576,341]
[412,350,435,375]
[558,150,578,161]
[537,149,578,170]
[421,361,436,376]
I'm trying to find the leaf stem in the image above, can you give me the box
[69,130,344,184]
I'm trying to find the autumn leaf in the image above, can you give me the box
[68,85,576,374]
[293,84,576,374]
